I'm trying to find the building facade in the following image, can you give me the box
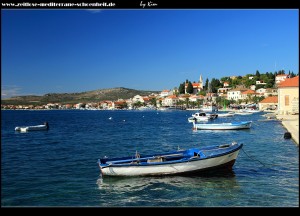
[277,76,299,115]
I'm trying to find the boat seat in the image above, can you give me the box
[147,156,166,163]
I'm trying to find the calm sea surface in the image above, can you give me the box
[1,110,299,207]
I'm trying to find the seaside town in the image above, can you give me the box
[4,72,298,146]
[2,72,299,116]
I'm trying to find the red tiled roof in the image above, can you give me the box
[260,96,278,103]
[185,83,201,88]
[168,95,177,99]
[242,90,256,94]
[114,101,126,105]
[278,76,299,88]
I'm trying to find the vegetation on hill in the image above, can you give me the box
[178,70,298,95]
[2,70,298,106]
[1,87,160,106]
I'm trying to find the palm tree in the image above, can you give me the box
[185,97,190,109]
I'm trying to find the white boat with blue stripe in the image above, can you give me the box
[192,121,252,130]
[98,142,243,177]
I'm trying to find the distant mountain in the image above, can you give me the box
[1,87,161,105]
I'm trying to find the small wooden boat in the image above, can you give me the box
[98,142,243,177]
[192,121,252,130]
[15,122,49,132]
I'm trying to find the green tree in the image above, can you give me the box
[186,82,193,94]
[255,70,260,78]
[210,78,221,93]
[198,90,206,96]
[150,98,157,107]
[220,76,230,83]
[231,78,241,88]
[290,71,297,78]
[204,78,209,91]
[133,101,144,108]
[190,101,196,109]
[185,97,190,108]
[178,82,185,94]
[196,99,203,108]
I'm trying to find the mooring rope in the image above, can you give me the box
[241,148,266,166]
[241,147,281,167]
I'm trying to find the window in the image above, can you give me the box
[285,95,289,106]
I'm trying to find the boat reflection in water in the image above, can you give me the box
[95,170,240,206]
[96,169,237,193]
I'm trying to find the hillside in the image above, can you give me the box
[1,87,160,105]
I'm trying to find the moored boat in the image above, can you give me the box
[98,142,243,177]
[199,106,218,112]
[234,111,253,115]
[192,121,252,130]
[187,112,217,122]
[15,122,49,132]
[217,112,235,117]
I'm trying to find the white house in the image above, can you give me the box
[250,85,256,91]
[132,95,144,103]
[227,87,248,101]
[256,80,267,85]
[160,90,172,97]
[162,95,179,107]
[264,88,278,97]
[256,88,266,95]
[218,87,231,97]
[275,74,289,85]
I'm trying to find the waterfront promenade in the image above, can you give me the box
[276,114,299,146]
[224,108,299,146]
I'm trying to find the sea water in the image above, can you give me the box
[1,110,298,207]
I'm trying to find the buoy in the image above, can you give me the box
[284,132,292,139]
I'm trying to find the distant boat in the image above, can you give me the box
[199,106,218,112]
[15,122,49,132]
[234,111,253,115]
[243,109,261,113]
[185,108,199,111]
[157,107,168,111]
[192,121,252,130]
[217,112,235,117]
[98,142,243,177]
[187,112,216,122]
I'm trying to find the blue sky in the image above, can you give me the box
[2,9,299,98]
